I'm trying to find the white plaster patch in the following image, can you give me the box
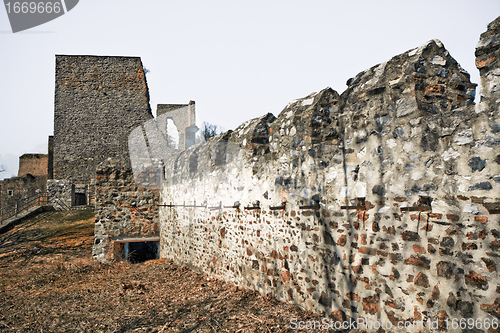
[411,172,423,181]
[425,170,437,179]
[357,147,367,158]
[396,96,418,118]
[300,188,311,198]
[301,98,314,106]
[378,206,390,213]
[403,142,414,153]
[475,102,486,114]
[410,117,422,126]
[407,47,421,57]
[463,203,479,214]
[454,129,473,145]
[355,182,367,198]
[339,186,350,197]
[386,138,397,149]
[430,55,446,66]
[431,200,460,214]
[411,127,421,137]
[389,183,405,196]
[442,148,460,161]
[326,167,337,183]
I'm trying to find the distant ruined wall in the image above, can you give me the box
[53,55,154,185]
[159,17,500,327]
[0,174,47,211]
[18,153,48,178]
[156,101,197,150]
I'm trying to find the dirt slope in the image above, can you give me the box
[0,209,334,333]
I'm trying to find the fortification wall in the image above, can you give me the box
[92,159,160,262]
[159,18,500,326]
[0,174,47,211]
[53,55,154,184]
[18,153,48,177]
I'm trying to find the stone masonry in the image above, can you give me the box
[52,55,154,206]
[92,159,160,262]
[156,101,198,150]
[18,153,48,177]
[53,55,154,183]
[159,17,500,328]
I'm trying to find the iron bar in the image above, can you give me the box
[400,206,431,212]
[244,205,261,210]
[299,205,320,210]
[269,203,286,210]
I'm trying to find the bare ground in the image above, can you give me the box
[0,209,337,333]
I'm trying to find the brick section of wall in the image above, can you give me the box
[93,159,160,262]
[18,153,48,177]
[53,55,154,184]
[159,22,500,325]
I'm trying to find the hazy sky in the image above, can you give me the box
[1,0,499,179]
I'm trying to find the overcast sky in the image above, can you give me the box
[1,0,499,179]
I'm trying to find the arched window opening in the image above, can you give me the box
[166,119,179,149]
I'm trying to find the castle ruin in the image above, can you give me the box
[0,15,499,329]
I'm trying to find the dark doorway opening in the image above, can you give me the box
[74,193,86,206]
[124,241,158,263]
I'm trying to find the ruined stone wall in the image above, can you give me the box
[0,174,47,211]
[156,101,197,150]
[92,159,160,262]
[53,55,154,184]
[18,153,48,177]
[159,19,500,327]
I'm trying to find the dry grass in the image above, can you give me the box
[0,209,338,333]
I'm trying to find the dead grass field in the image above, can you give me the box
[0,209,336,333]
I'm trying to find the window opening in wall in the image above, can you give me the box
[124,241,158,263]
[166,119,179,149]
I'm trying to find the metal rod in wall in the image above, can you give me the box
[299,205,320,210]
[269,203,286,210]
[400,206,431,212]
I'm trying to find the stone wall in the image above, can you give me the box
[159,18,500,327]
[156,101,197,150]
[46,179,72,208]
[18,153,48,177]
[53,55,154,184]
[93,159,160,262]
[0,174,47,211]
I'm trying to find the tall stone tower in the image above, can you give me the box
[51,55,154,205]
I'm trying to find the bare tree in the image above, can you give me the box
[200,122,221,141]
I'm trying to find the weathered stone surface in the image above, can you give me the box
[156,16,500,324]
[92,159,159,262]
[468,156,487,172]
[53,55,153,185]
[464,271,489,290]
[414,272,430,288]
[0,174,47,211]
